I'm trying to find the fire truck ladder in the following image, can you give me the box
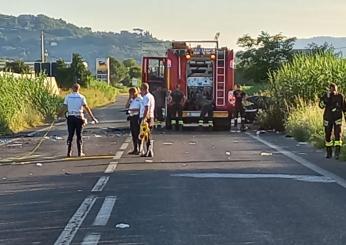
[216,49,226,107]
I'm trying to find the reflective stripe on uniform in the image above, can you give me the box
[324,120,329,127]
[198,120,204,126]
[178,120,184,125]
[171,120,177,125]
[208,120,213,126]
[335,119,343,125]
[335,140,343,146]
[325,141,334,147]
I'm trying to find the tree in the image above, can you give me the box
[129,66,141,79]
[306,42,335,55]
[109,57,128,85]
[70,53,91,87]
[4,60,30,74]
[123,59,137,68]
[236,32,296,83]
[55,59,72,88]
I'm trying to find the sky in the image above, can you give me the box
[1,0,346,49]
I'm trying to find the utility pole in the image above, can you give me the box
[41,31,45,62]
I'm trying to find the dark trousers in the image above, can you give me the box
[325,119,342,146]
[155,106,164,122]
[200,104,213,122]
[169,104,183,121]
[233,107,245,127]
[67,116,84,145]
[129,115,140,151]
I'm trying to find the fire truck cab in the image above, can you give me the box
[142,41,235,129]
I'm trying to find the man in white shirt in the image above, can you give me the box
[140,82,155,157]
[63,83,98,157]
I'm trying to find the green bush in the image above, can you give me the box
[0,75,62,133]
[261,52,346,131]
[285,100,323,143]
[269,52,346,106]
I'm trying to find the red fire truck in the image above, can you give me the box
[142,41,235,129]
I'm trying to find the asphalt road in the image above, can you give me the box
[1,96,346,245]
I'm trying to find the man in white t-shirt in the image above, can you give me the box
[140,82,155,157]
[63,83,98,157]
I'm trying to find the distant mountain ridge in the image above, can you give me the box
[294,36,346,54]
[0,14,169,71]
[1,14,345,70]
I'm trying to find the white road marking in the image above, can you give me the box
[91,176,109,192]
[124,136,132,143]
[172,173,335,183]
[120,142,129,151]
[105,161,118,174]
[113,151,124,160]
[247,133,346,189]
[81,233,101,245]
[54,196,97,245]
[93,196,117,226]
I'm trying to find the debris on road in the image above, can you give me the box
[94,134,103,138]
[2,177,7,180]
[256,130,266,135]
[260,152,273,156]
[7,143,23,148]
[163,142,173,145]
[116,223,130,229]
[145,160,153,163]
[36,163,43,167]
[189,142,197,145]
[53,136,64,140]
[297,142,308,146]
[226,151,231,156]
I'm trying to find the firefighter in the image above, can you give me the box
[168,84,185,130]
[152,86,166,129]
[232,84,246,131]
[319,83,346,159]
[63,83,98,157]
[140,83,155,157]
[197,87,214,128]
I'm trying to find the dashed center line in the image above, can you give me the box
[120,142,129,151]
[105,161,118,174]
[81,233,101,245]
[113,151,124,160]
[93,196,117,226]
[91,176,109,193]
[54,196,97,245]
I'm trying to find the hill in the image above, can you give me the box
[294,36,346,55]
[0,14,169,71]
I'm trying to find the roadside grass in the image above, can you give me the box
[241,82,269,96]
[60,79,119,108]
[0,76,119,135]
[285,99,346,160]
[0,75,62,134]
[286,100,324,143]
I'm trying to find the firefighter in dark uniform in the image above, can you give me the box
[168,84,185,130]
[319,83,346,159]
[232,84,246,131]
[63,83,98,157]
[197,87,214,127]
[153,86,166,129]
